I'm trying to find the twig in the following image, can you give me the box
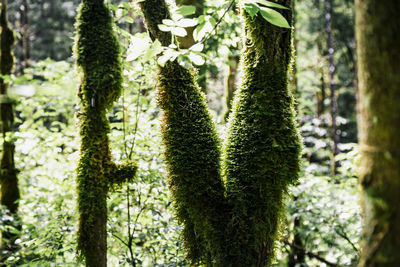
[284,241,340,267]
[334,226,359,255]
[200,0,236,44]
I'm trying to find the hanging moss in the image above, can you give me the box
[223,1,301,265]
[74,1,137,266]
[139,1,229,265]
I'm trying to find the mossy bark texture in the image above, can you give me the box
[74,1,137,266]
[140,0,300,266]
[140,1,229,264]
[223,1,300,265]
[0,0,20,253]
[355,0,400,266]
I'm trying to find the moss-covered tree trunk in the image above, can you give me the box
[355,0,400,265]
[140,1,229,264]
[223,1,301,266]
[74,1,137,266]
[140,0,300,265]
[0,0,20,254]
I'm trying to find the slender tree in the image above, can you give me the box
[139,0,301,266]
[0,0,20,255]
[74,1,137,266]
[355,0,400,265]
[324,0,339,174]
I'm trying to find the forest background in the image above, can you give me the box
[1,0,360,266]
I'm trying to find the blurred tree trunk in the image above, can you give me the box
[20,0,30,70]
[0,0,20,256]
[223,53,239,121]
[356,0,400,265]
[288,215,306,267]
[324,0,339,175]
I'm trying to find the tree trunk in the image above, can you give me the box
[140,0,228,264]
[20,0,30,70]
[355,0,400,265]
[140,0,301,265]
[324,0,339,174]
[74,1,137,266]
[223,1,301,265]
[223,54,239,121]
[0,0,20,255]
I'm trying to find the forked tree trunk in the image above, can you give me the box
[355,0,400,265]
[140,0,301,265]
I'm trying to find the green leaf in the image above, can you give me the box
[162,19,175,26]
[244,2,260,18]
[259,6,291,28]
[176,5,196,16]
[255,0,288,9]
[171,27,187,37]
[188,52,205,65]
[176,18,198,28]
[158,24,172,32]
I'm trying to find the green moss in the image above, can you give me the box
[158,61,229,265]
[223,2,301,265]
[140,2,229,264]
[140,0,301,266]
[74,1,136,265]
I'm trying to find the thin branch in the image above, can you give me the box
[284,241,340,267]
[200,0,236,44]
[334,226,359,255]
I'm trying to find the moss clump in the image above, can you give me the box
[74,1,137,266]
[140,0,301,266]
[223,1,301,265]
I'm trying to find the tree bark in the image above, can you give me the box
[20,0,30,70]
[74,1,137,266]
[223,54,239,121]
[324,0,339,175]
[223,0,301,265]
[356,0,400,265]
[0,0,20,255]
